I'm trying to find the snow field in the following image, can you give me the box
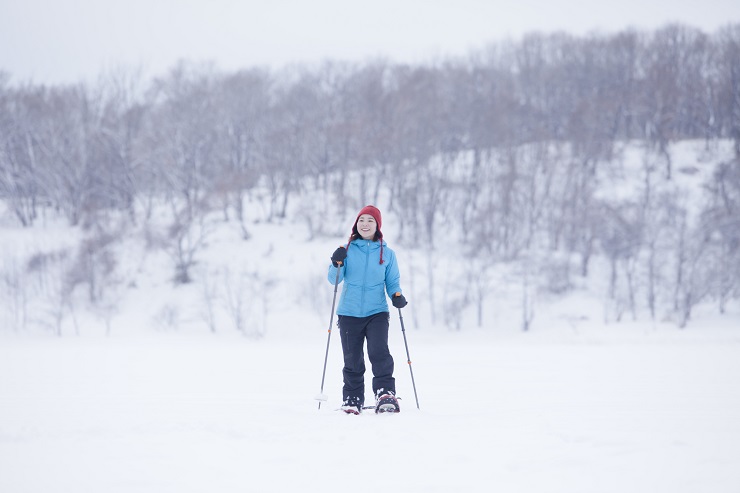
[2,326,739,493]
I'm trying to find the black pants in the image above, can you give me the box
[338,312,395,405]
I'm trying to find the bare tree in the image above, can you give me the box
[213,69,272,237]
[1,256,28,332]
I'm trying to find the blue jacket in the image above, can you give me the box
[328,239,402,317]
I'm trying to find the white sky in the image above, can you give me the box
[1,0,739,85]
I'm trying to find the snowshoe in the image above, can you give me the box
[341,397,363,415]
[374,390,400,414]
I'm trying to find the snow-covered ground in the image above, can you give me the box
[2,320,739,493]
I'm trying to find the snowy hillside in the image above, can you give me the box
[1,139,737,337]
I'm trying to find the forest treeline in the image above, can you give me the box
[1,23,739,331]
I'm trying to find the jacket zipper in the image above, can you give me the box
[360,240,371,313]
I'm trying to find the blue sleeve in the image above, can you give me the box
[384,250,402,298]
[328,263,345,285]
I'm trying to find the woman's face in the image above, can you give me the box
[356,214,377,240]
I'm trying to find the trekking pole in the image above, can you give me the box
[316,261,342,409]
[397,305,420,410]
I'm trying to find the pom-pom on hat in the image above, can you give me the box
[348,205,385,264]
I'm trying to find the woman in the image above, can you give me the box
[328,205,408,414]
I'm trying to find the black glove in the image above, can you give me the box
[331,246,347,267]
[392,293,408,308]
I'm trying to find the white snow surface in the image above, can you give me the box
[2,321,740,492]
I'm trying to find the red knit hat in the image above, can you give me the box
[356,205,382,231]
[348,205,385,264]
